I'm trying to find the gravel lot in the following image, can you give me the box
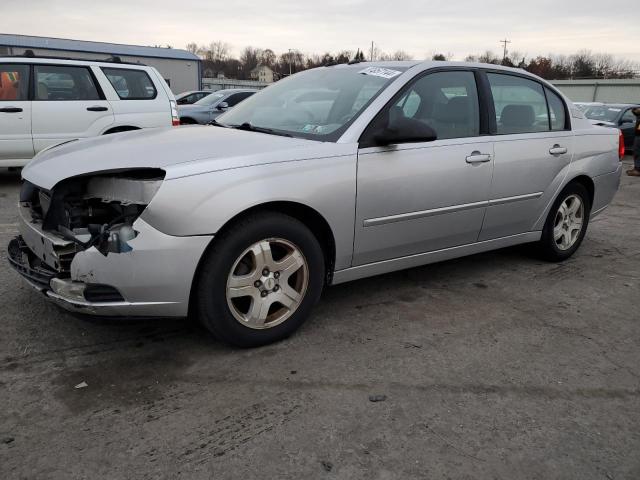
[1,160,639,479]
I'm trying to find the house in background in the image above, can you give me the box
[250,65,274,83]
[0,33,201,93]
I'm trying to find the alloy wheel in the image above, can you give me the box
[553,194,584,251]
[225,238,309,329]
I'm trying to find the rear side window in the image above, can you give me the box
[487,73,549,134]
[34,65,101,101]
[545,88,568,131]
[102,68,157,100]
[0,64,29,101]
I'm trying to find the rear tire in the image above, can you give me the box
[196,212,325,347]
[536,182,591,262]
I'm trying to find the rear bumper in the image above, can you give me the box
[8,216,213,317]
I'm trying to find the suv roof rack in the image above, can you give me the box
[1,50,146,66]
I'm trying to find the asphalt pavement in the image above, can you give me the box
[1,159,639,479]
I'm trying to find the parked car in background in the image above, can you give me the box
[9,61,622,348]
[0,55,179,167]
[574,101,603,112]
[174,90,212,105]
[178,89,256,124]
[584,103,640,150]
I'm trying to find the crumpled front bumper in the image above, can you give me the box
[8,212,213,317]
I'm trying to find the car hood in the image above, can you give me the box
[22,126,341,190]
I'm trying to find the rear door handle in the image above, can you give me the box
[0,107,23,113]
[466,151,492,164]
[87,106,108,112]
[549,144,568,155]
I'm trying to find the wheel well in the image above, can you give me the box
[567,175,594,206]
[186,202,337,319]
[103,126,140,135]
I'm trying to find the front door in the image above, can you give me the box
[354,70,494,266]
[31,64,114,153]
[0,63,33,163]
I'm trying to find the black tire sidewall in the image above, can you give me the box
[196,212,325,348]
[540,183,592,261]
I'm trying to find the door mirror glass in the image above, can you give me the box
[217,101,229,111]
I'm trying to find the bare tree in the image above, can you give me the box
[185,42,199,55]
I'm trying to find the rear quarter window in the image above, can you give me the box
[102,68,157,100]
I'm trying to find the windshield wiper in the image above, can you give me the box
[230,122,293,138]
[208,118,229,128]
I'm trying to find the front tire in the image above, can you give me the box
[537,182,591,262]
[196,212,325,347]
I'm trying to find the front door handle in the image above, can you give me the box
[87,106,108,112]
[466,151,492,164]
[549,144,568,155]
[0,107,23,113]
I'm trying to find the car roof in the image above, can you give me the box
[0,56,151,69]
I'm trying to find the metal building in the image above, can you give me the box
[0,33,201,94]
[551,79,640,104]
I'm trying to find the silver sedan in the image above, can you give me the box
[177,89,256,125]
[9,61,623,347]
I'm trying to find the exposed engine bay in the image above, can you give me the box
[19,169,165,268]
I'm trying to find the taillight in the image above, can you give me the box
[618,130,625,160]
[170,100,180,126]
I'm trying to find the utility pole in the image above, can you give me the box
[288,49,293,76]
[500,38,511,62]
[370,41,374,62]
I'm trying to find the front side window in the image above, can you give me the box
[392,71,480,140]
[34,65,101,101]
[102,68,156,100]
[0,64,29,101]
[488,73,549,134]
[218,66,407,141]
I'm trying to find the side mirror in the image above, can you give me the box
[217,102,229,111]
[373,115,437,146]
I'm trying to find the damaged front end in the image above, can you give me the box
[8,169,165,302]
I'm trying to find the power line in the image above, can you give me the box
[500,38,511,62]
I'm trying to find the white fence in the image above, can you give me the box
[551,79,640,103]
[202,77,271,91]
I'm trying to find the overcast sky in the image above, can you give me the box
[5,0,638,62]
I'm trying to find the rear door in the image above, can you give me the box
[0,63,33,163]
[31,64,114,152]
[478,72,573,241]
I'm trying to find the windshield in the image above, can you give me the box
[195,92,225,106]
[584,106,622,122]
[217,66,408,141]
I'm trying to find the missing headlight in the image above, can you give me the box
[22,169,165,256]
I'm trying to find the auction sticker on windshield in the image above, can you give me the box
[359,67,402,79]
